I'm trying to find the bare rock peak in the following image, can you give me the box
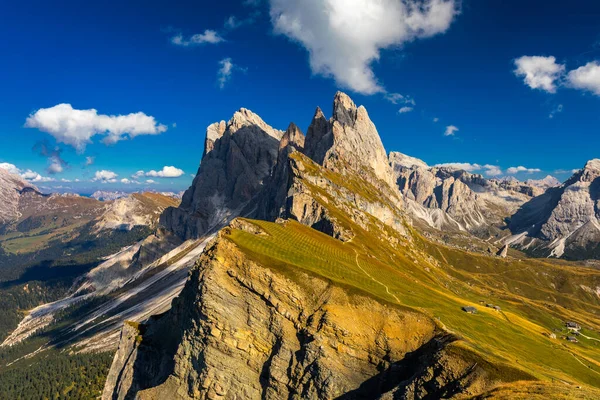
[280,122,305,151]
[333,91,358,126]
[304,106,332,164]
[204,121,226,157]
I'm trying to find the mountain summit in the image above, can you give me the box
[509,158,600,258]
[305,91,394,187]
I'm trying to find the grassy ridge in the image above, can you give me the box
[226,218,600,388]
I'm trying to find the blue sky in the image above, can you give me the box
[1,0,600,194]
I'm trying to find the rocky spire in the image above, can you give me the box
[304,107,331,164]
[203,121,226,158]
[303,92,394,187]
[279,122,305,154]
[255,122,306,222]
[160,110,284,240]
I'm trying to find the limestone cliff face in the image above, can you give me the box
[255,123,305,223]
[391,161,538,234]
[509,159,600,258]
[102,220,505,400]
[0,168,39,225]
[160,110,284,240]
[255,92,406,241]
[304,92,395,189]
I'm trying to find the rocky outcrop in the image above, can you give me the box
[255,123,305,222]
[497,244,509,258]
[102,220,515,400]
[94,192,180,232]
[509,159,600,259]
[304,92,395,189]
[389,151,428,170]
[0,168,39,225]
[160,109,284,240]
[392,162,540,235]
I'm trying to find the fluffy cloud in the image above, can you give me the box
[566,61,600,95]
[434,162,481,172]
[433,162,502,176]
[121,178,132,184]
[444,125,458,136]
[25,104,167,152]
[145,166,185,178]
[33,141,68,175]
[398,106,414,113]
[218,58,235,89]
[133,166,184,179]
[217,58,246,89]
[506,166,542,174]
[0,162,21,175]
[269,0,457,94]
[384,92,415,105]
[85,156,95,166]
[92,170,118,183]
[171,30,224,46]
[224,12,259,30]
[482,165,503,176]
[146,179,156,184]
[25,173,55,182]
[513,56,565,93]
[0,162,55,182]
[554,168,580,175]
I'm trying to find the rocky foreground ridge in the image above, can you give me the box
[101,92,600,399]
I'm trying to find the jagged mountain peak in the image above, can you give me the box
[389,151,429,170]
[304,92,393,186]
[525,175,561,189]
[161,109,284,240]
[579,158,600,182]
[204,121,227,157]
[228,108,283,140]
[279,122,305,151]
[332,90,359,125]
[0,167,40,224]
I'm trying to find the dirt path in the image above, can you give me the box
[580,333,600,343]
[568,352,600,376]
[354,249,401,303]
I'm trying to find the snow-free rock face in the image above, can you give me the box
[160,109,284,240]
[0,168,39,225]
[389,151,429,170]
[304,92,395,188]
[255,122,306,222]
[509,159,600,258]
[391,163,537,234]
[102,220,509,400]
[94,192,180,232]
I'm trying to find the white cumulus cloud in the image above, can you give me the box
[566,61,600,96]
[0,162,55,182]
[269,0,457,94]
[133,166,184,179]
[0,162,21,175]
[444,125,458,136]
[145,166,185,178]
[434,162,502,176]
[171,30,224,46]
[398,106,414,113]
[513,56,565,93]
[217,58,245,89]
[507,166,542,174]
[25,104,167,152]
[92,170,118,183]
